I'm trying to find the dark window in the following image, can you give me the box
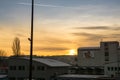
[19,66,25,70]
[115,67,117,71]
[19,66,22,70]
[37,66,45,71]
[9,77,16,80]
[108,67,110,71]
[105,56,109,61]
[10,66,13,70]
[37,78,45,80]
[104,47,109,51]
[18,78,24,80]
[105,52,109,56]
[10,66,16,70]
[104,43,108,47]
[119,67,120,71]
[111,67,113,71]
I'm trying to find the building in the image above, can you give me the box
[8,57,71,80]
[0,75,8,80]
[0,57,8,74]
[77,41,120,77]
[55,74,112,80]
[45,55,77,65]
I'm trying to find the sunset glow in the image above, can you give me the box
[0,0,120,56]
[69,49,76,55]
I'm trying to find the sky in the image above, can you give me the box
[0,0,120,56]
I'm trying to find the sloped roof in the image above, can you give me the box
[22,57,71,67]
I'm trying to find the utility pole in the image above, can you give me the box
[29,0,34,80]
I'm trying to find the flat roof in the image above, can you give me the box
[22,57,71,67]
[78,47,100,50]
[0,75,7,78]
[58,74,108,78]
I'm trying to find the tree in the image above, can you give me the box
[0,50,6,57]
[12,37,21,56]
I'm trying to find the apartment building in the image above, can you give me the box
[77,41,120,77]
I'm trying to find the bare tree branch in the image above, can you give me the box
[0,50,6,57]
[12,37,21,56]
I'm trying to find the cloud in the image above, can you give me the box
[72,32,105,41]
[35,35,72,45]
[74,26,109,30]
[18,3,65,8]
[74,26,120,30]
[18,2,91,10]
[34,47,69,51]
[72,32,120,42]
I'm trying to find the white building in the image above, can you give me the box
[8,57,71,80]
[77,41,120,77]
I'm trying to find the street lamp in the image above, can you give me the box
[29,0,34,80]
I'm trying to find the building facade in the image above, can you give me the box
[77,41,120,77]
[8,57,71,80]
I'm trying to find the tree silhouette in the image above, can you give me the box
[0,50,6,57]
[12,37,21,56]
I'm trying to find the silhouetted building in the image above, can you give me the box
[8,57,71,80]
[77,41,120,77]
[0,57,8,74]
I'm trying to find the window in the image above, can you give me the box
[115,67,117,71]
[107,67,110,71]
[10,66,16,70]
[104,43,108,47]
[9,77,16,80]
[105,56,109,61]
[37,78,45,80]
[111,67,113,71]
[19,66,25,70]
[37,66,45,71]
[18,77,24,80]
[105,52,109,56]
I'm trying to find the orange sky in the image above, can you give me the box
[0,0,120,56]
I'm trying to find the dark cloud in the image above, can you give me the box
[72,32,101,37]
[72,32,104,41]
[34,47,69,51]
[111,33,120,36]
[113,27,120,30]
[74,26,109,30]
[74,26,120,30]
[72,32,120,42]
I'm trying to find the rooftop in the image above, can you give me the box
[78,47,100,50]
[58,74,108,78]
[22,57,71,67]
